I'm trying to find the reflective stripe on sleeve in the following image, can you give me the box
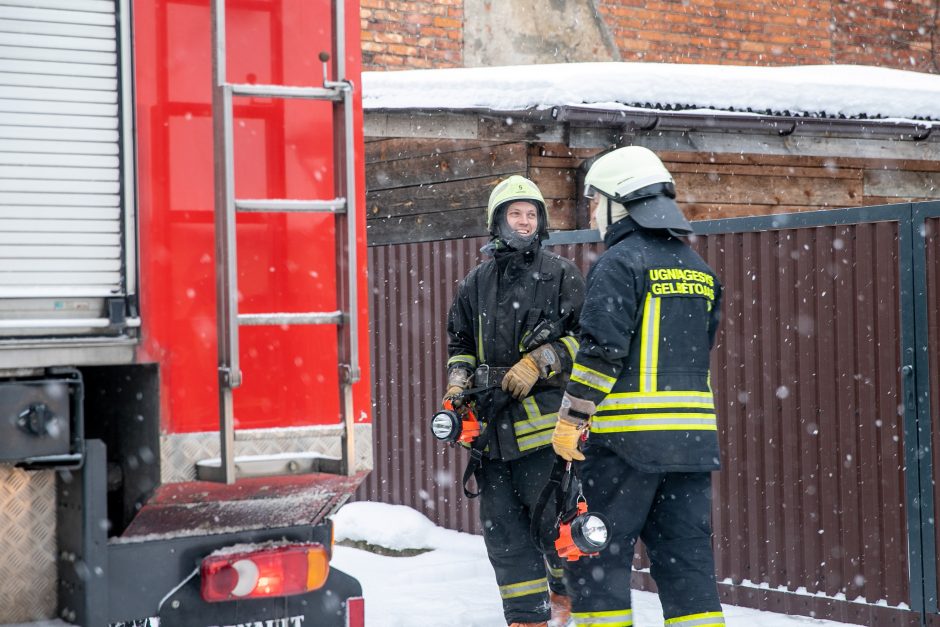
[571,363,617,394]
[498,577,549,600]
[447,354,477,369]
[572,608,634,626]
[664,611,725,627]
[560,335,580,361]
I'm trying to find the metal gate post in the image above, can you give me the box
[910,201,940,622]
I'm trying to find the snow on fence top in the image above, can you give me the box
[362,62,940,123]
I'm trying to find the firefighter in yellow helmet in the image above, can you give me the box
[551,147,726,627]
[443,175,585,627]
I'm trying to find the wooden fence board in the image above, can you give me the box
[367,175,502,219]
[675,172,862,206]
[864,169,939,198]
[366,142,527,190]
[366,138,503,164]
[367,206,488,246]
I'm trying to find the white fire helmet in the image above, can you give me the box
[584,146,692,238]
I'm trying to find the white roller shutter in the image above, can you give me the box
[0,0,135,337]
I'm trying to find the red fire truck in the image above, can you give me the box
[0,1,370,625]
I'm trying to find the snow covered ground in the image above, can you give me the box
[331,502,859,627]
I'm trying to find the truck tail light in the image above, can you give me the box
[346,596,365,627]
[200,543,330,602]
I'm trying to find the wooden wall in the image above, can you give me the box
[366,138,940,245]
[365,139,525,246]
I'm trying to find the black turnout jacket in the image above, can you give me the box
[447,242,585,461]
[566,217,723,472]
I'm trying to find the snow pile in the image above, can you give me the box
[331,501,861,627]
[363,62,940,122]
[332,501,482,554]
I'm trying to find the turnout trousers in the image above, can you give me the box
[564,444,725,627]
[479,446,568,624]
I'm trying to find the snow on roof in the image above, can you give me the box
[362,62,940,123]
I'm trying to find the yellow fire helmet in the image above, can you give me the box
[485,175,549,238]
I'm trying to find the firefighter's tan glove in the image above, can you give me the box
[552,393,596,461]
[502,344,560,400]
[442,367,471,407]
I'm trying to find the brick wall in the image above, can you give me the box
[598,0,938,72]
[361,0,462,70]
[363,0,939,74]
[831,0,937,70]
[598,0,833,64]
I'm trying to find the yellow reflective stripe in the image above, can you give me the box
[521,396,540,421]
[458,440,490,453]
[573,607,634,626]
[591,413,717,433]
[639,294,661,392]
[560,335,580,361]
[517,429,554,451]
[571,363,616,393]
[477,314,485,363]
[515,413,558,435]
[546,563,564,579]
[601,401,714,410]
[598,391,714,410]
[664,611,725,626]
[498,577,549,600]
[602,390,714,401]
[515,398,557,450]
[447,354,477,369]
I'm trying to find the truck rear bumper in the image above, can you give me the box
[58,441,368,626]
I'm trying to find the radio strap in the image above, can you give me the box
[530,457,573,552]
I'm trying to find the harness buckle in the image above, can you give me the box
[475,363,489,387]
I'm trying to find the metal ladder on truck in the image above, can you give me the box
[207,0,360,484]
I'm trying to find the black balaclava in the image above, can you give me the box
[497,212,539,250]
[482,202,545,255]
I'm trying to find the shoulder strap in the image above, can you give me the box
[529,457,571,551]
[461,426,493,498]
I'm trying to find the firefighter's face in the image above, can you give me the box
[505,201,538,236]
[588,194,600,229]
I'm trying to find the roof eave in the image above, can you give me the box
[553,105,935,140]
[365,105,936,141]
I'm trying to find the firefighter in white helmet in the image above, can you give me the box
[551,147,726,627]
[443,175,585,627]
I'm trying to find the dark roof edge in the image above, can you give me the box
[551,105,935,140]
[366,106,936,140]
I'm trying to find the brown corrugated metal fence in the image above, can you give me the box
[360,210,924,625]
[361,237,488,533]
[689,224,909,617]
